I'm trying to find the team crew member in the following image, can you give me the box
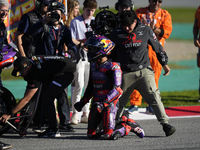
[0,56,76,137]
[129,0,173,114]
[109,10,175,137]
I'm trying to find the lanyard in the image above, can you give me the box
[82,15,92,32]
[52,25,61,55]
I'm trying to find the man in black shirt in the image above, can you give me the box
[109,10,175,137]
[0,56,76,138]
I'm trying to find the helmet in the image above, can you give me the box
[85,35,115,61]
[48,1,65,14]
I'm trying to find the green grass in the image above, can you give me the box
[1,67,23,80]
[126,90,199,108]
[2,67,199,107]
[79,7,196,24]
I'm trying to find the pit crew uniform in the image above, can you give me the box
[109,19,169,124]
[130,7,172,106]
[75,60,123,138]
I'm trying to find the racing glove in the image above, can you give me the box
[74,101,85,112]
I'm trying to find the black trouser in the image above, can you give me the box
[57,89,70,125]
[40,73,74,129]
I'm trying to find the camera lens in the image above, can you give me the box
[51,11,60,22]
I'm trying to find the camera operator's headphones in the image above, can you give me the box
[115,0,134,11]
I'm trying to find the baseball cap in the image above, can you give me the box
[41,0,52,5]
[11,57,30,77]
[118,0,133,7]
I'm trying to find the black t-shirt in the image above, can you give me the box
[24,57,76,89]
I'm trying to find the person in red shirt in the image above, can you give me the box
[128,0,172,114]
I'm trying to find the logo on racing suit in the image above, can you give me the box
[122,33,142,48]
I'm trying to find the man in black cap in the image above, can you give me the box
[0,56,76,138]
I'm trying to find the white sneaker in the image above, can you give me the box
[81,115,88,123]
[70,114,78,124]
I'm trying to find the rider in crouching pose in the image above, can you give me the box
[74,35,145,140]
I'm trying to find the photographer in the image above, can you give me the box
[26,1,77,132]
[27,1,76,57]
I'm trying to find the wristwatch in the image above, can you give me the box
[153,27,157,31]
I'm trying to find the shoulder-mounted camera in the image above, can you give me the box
[88,6,119,38]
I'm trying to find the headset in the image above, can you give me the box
[115,0,134,11]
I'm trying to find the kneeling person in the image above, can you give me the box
[74,35,123,139]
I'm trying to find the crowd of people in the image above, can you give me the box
[5,0,200,147]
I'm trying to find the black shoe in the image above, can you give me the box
[59,124,75,132]
[112,131,121,140]
[0,141,12,150]
[162,123,176,137]
[38,128,60,138]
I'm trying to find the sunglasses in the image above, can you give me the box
[153,0,162,3]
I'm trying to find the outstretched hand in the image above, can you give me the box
[163,65,170,76]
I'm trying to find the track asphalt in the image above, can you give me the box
[0,112,200,150]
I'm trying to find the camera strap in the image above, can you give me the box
[52,25,61,55]
[82,15,92,32]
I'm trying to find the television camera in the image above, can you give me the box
[86,6,119,38]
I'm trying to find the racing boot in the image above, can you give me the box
[111,131,121,140]
[127,118,145,138]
